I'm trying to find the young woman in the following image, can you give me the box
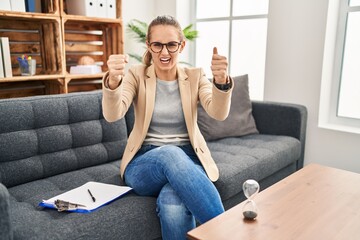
[102,15,233,240]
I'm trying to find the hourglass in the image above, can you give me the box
[242,179,260,220]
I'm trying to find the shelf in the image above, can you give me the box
[63,20,123,74]
[0,0,59,18]
[65,73,105,79]
[62,14,121,23]
[0,81,47,99]
[67,80,102,93]
[0,18,63,77]
[0,74,105,83]
[0,11,59,20]
[0,75,64,83]
[60,0,122,21]
[0,0,122,99]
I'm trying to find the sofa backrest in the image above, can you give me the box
[0,91,128,188]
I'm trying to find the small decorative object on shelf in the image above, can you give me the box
[70,56,102,74]
[17,55,36,76]
[242,179,260,220]
[77,55,95,65]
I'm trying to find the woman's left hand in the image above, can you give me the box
[211,47,228,84]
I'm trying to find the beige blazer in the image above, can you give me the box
[102,64,233,182]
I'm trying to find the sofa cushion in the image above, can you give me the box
[7,161,161,240]
[0,91,127,188]
[197,75,258,141]
[211,134,301,201]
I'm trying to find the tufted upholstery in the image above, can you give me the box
[211,134,300,202]
[0,92,127,188]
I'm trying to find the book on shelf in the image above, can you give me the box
[97,0,107,18]
[25,0,42,13]
[0,37,13,78]
[10,0,26,12]
[0,44,4,78]
[0,0,11,11]
[66,0,116,18]
[107,0,116,18]
[66,0,97,17]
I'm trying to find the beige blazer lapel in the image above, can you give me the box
[177,67,194,139]
[142,65,157,136]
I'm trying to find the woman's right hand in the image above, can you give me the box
[107,54,129,89]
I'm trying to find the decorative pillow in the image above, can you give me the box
[197,74,259,141]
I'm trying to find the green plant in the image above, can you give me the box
[126,19,198,64]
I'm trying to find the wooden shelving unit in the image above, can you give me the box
[0,0,123,98]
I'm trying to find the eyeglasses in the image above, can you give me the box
[148,41,182,53]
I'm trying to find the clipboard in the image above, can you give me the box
[39,181,132,213]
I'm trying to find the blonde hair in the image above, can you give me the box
[143,15,184,66]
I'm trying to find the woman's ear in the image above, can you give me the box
[179,41,186,53]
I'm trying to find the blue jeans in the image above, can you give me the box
[124,144,224,240]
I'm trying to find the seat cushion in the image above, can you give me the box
[211,134,301,201]
[8,161,161,240]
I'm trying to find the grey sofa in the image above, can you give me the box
[0,90,307,240]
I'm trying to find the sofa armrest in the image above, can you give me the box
[0,183,12,240]
[251,101,308,169]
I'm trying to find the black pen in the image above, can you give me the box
[87,189,96,202]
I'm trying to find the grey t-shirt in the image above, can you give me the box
[144,79,190,146]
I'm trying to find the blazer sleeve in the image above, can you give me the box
[198,68,234,121]
[102,66,139,122]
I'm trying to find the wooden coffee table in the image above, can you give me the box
[187,163,360,240]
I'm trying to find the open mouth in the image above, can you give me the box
[160,57,171,64]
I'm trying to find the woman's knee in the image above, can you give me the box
[156,184,192,219]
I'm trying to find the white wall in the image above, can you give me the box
[264,0,360,173]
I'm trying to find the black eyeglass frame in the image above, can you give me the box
[148,41,182,53]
